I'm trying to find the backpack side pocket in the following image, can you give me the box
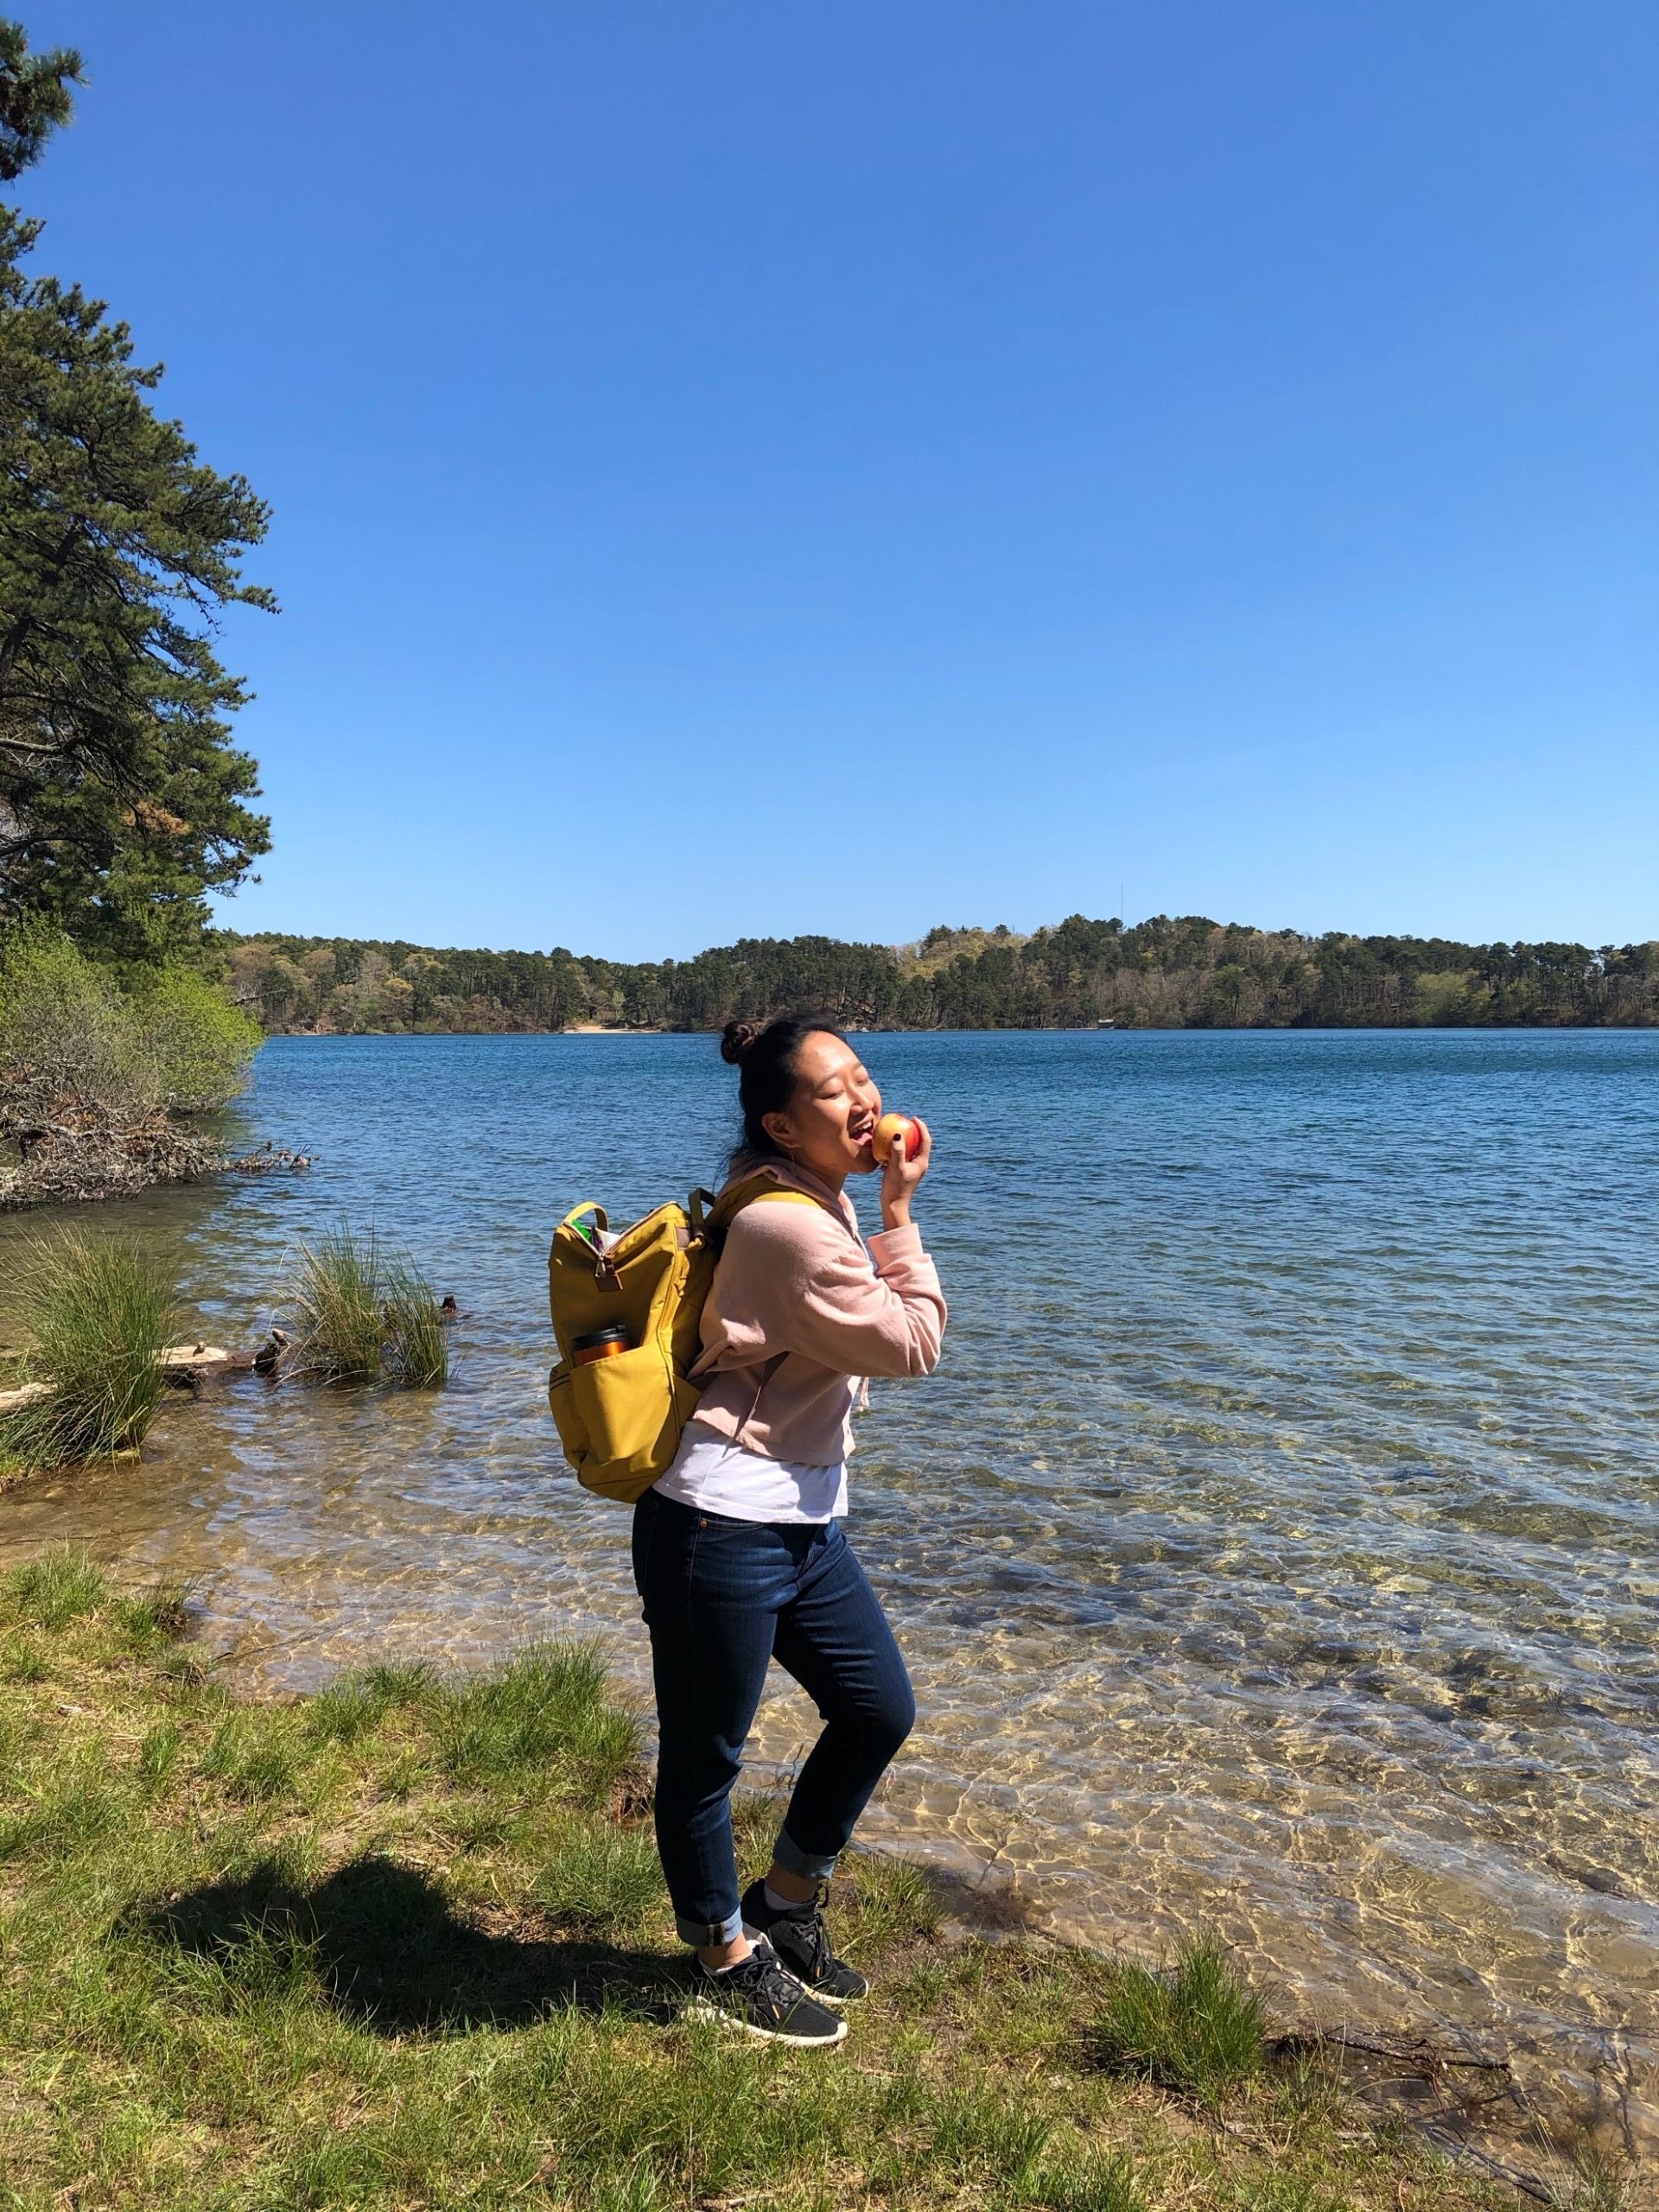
[547,1359,588,1471]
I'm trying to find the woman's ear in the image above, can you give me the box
[760,1109,796,1154]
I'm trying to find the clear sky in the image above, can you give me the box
[16,1,1657,959]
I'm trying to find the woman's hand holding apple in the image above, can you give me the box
[879,1115,930,1230]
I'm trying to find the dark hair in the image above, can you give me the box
[721,1015,845,1173]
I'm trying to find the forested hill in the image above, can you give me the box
[219,918,1659,1033]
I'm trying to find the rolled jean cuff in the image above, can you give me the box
[772,1826,840,1883]
[677,1907,744,1948]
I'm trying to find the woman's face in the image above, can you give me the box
[761,1032,884,1181]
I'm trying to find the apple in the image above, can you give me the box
[871,1111,922,1163]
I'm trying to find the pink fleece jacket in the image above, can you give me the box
[690,1159,947,1465]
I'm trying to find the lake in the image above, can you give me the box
[1,1028,1655,2144]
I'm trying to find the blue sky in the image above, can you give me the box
[17,1,1657,958]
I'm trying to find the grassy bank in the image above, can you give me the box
[0,1552,1586,2212]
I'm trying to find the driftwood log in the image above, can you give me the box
[1,1332,290,1415]
[157,1331,289,1389]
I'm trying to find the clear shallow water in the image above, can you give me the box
[1,1030,1656,2143]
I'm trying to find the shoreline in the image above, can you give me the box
[114,1544,1659,2184]
[0,1548,1622,2207]
[253,1019,1659,1038]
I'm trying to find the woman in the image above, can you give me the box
[633,1016,946,2047]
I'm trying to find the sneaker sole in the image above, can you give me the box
[683,1995,848,2047]
[802,1982,868,2008]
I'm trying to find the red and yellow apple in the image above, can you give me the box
[870,1111,922,1163]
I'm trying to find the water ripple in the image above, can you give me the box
[1,1028,1655,2141]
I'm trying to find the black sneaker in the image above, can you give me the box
[684,1940,848,2046]
[740,1879,869,2004]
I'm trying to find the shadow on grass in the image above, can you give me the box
[133,1853,683,2033]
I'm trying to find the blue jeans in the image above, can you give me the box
[631,1487,916,1948]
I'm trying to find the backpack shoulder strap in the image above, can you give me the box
[690,1175,833,1241]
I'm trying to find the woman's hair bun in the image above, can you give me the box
[720,1019,762,1066]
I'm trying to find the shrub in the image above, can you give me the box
[1088,1940,1267,2099]
[0,1234,175,1467]
[0,926,259,1125]
[0,924,143,1117]
[128,966,262,1110]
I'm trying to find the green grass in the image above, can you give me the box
[287,1225,386,1383]
[534,1819,664,1936]
[0,1546,1543,2212]
[434,1640,645,1804]
[1087,1940,1268,2099]
[0,1230,175,1471]
[6,1543,110,1627]
[286,1224,450,1389]
[380,1253,448,1388]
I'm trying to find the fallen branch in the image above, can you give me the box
[5,1331,290,1414]
[1267,2028,1515,2078]
[0,1100,315,1211]
[223,1142,316,1174]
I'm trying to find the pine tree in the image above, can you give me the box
[0,19,80,181]
[0,18,275,964]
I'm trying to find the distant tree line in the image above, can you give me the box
[219,917,1659,1034]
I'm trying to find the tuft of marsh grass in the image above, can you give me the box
[0,1233,175,1469]
[304,1659,429,1747]
[534,1820,664,1936]
[1546,2145,1636,2212]
[931,2090,1052,2191]
[0,1760,123,1866]
[287,1225,385,1383]
[198,1713,302,1803]
[381,1254,448,1388]
[113,1574,197,1649]
[138,1719,183,1795]
[843,1847,944,1948]
[286,1224,449,1389]
[1088,1938,1268,2099]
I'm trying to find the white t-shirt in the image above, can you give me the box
[652,1418,849,1525]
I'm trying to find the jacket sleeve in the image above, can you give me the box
[720,1206,947,1378]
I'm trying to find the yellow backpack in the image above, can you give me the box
[546,1176,821,1503]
